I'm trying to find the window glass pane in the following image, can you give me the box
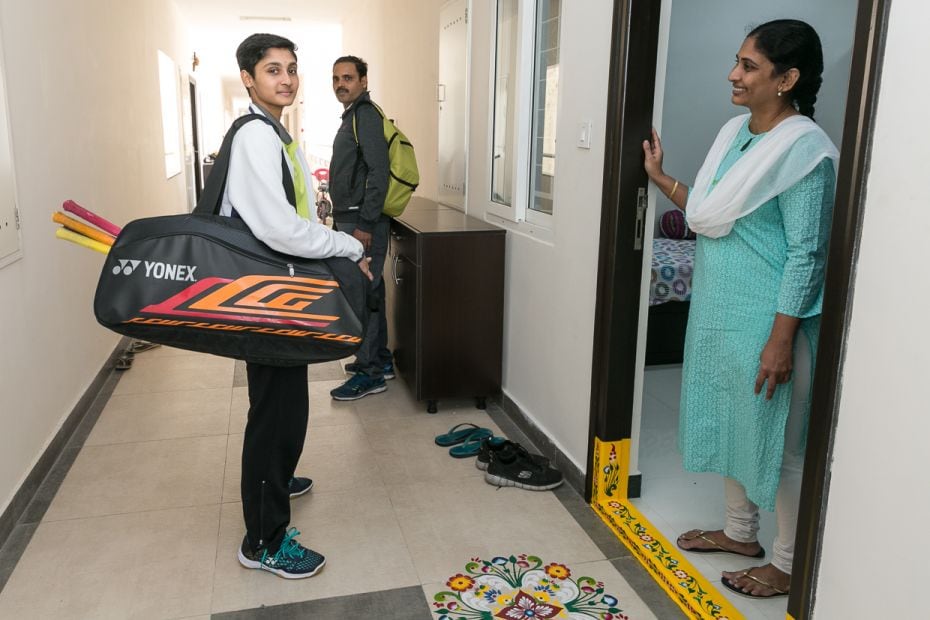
[530,0,559,215]
[491,0,518,206]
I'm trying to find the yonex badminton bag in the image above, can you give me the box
[93,114,368,366]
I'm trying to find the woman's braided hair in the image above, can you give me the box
[748,19,824,120]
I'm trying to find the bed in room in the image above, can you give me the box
[645,236,695,365]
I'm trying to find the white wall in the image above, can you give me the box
[0,0,191,515]
[814,0,929,615]
[467,1,614,468]
[342,0,439,201]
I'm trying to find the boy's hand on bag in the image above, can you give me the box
[357,256,373,281]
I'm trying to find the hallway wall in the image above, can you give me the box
[815,0,929,614]
[466,1,614,468]
[0,0,191,516]
[341,0,440,201]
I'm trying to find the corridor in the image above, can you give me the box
[0,344,677,619]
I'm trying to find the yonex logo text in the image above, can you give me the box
[113,259,141,276]
[143,261,198,282]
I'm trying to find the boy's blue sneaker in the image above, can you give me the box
[344,361,395,380]
[330,373,387,401]
[288,476,313,498]
[237,528,326,579]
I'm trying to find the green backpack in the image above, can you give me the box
[352,101,420,217]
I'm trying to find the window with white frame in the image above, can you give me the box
[489,0,561,226]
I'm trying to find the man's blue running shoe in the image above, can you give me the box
[344,361,395,380]
[330,373,387,401]
[237,528,325,579]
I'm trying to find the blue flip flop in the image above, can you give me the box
[435,423,491,447]
[449,429,493,458]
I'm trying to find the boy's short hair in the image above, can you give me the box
[333,55,368,78]
[237,33,298,76]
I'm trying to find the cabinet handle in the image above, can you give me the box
[392,253,403,285]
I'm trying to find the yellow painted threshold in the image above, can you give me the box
[590,438,746,620]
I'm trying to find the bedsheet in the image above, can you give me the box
[650,238,695,306]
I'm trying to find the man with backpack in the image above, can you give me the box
[328,55,397,401]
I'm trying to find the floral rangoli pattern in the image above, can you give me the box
[432,554,629,620]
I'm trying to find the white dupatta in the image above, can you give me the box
[686,114,839,238]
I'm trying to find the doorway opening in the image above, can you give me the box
[585,0,889,619]
[188,77,203,203]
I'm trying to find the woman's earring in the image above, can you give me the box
[777,89,783,97]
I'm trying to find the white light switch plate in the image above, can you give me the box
[577,120,592,149]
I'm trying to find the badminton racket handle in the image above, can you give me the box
[55,227,110,255]
[52,212,115,246]
[62,199,122,237]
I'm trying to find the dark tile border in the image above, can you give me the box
[494,393,586,495]
[0,337,128,594]
[212,585,433,619]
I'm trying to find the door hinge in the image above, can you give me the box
[633,187,647,250]
[14,205,20,230]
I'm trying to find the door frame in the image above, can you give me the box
[585,1,891,618]
[188,76,203,202]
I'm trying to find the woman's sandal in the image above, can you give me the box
[676,529,765,558]
[434,423,492,447]
[721,567,789,599]
[448,429,493,458]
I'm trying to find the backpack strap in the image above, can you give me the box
[349,100,384,190]
[193,113,296,217]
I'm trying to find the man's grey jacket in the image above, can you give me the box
[329,91,390,234]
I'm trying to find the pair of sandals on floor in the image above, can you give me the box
[433,422,493,457]
[677,529,790,600]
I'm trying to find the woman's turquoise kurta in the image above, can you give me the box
[680,118,835,511]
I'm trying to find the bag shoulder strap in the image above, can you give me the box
[193,113,296,216]
[349,100,388,189]
[351,99,386,144]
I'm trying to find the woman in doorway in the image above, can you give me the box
[642,20,838,598]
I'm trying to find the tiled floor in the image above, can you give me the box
[0,346,682,619]
[635,365,787,620]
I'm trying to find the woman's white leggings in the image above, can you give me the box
[722,332,812,575]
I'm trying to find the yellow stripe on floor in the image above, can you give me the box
[590,438,745,620]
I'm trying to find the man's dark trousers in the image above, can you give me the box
[335,214,391,378]
[241,362,308,553]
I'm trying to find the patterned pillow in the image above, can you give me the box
[659,209,695,239]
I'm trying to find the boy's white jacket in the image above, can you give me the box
[220,104,364,262]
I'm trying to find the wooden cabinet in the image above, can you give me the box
[385,198,505,413]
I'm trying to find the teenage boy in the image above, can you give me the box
[224,33,371,579]
[328,55,395,401]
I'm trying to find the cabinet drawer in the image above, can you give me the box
[390,222,418,266]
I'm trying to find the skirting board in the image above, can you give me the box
[496,393,641,499]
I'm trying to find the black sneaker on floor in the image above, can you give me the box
[237,528,326,579]
[476,437,550,472]
[484,448,563,491]
[288,476,313,498]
